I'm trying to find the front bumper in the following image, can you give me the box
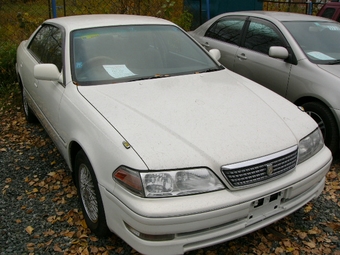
[100,147,331,255]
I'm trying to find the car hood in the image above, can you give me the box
[78,71,316,170]
[317,64,340,78]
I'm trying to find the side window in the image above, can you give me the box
[244,19,285,55]
[28,25,63,71]
[321,8,336,19]
[205,17,245,45]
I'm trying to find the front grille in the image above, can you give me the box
[221,147,298,189]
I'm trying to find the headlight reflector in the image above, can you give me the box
[141,168,224,197]
[113,167,224,198]
[298,128,324,164]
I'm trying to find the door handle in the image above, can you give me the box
[237,53,247,60]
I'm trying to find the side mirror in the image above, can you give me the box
[34,64,61,81]
[209,49,221,61]
[269,46,289,60]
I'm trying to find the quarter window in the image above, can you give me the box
[28,25,63,71]
[205,17,245,45]
[244,20,285,54]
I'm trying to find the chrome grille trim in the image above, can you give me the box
[221,146,298,189]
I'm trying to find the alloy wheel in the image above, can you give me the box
[79,163,98,223]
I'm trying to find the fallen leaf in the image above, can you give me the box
[25,226,34,235]
[53,244,62,252]
[45,239,53,246]
[80,219,87,228]
[304,205,313,213]
[43,229,55,236]
[327,171,338,179]
[298,232,308,240]
[90,246,99,253]
[2,185,9,194]
[47,215,57,224]
[308,227,320,235]
[89,236,98,242]
[282,239,292,247]
[303,241,316,248]
[80,247,89,255]
[322,222,340,231]
[286,247,295,252]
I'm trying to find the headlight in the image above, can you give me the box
[298,128,324,164]
[113,167,224,198]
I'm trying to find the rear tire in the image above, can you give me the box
[74,150,111,237]
[302,101,339,156]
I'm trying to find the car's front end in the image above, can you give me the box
[77,70,332,255]
[100,135,330,255]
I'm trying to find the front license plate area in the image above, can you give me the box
[246,191,284,226]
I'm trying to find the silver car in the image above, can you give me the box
[190,11,340,156]
[16,14,331,255]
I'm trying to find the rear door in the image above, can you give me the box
[233,17,292,97]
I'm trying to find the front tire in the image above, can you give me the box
[302,101,339,156]
[74,150,111,237]
[22,88,37,123]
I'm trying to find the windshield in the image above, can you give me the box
[283,21,340,65]
[71,25,221,85]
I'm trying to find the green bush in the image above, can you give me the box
[173,10,193,31]
[0,42,17,88]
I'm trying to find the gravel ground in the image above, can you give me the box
[1,91,340,255]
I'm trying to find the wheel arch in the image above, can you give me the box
[294,96,340,131]
[294,96,327,108]
[69,141,83,185]
[17,74,23,87]
[294,96,340,155]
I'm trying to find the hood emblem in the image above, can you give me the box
[266,163,274,176]
[122,141,131,149]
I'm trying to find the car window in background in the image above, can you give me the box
[28,25,63,71]
[321,8,336,19]
[205,17,245,45]
[283,21,340,64]
[244,19,285,54]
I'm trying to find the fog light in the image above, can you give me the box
[125,223,175,241]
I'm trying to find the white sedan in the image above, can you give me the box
[16,14,332,255]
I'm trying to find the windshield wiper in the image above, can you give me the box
[197,65,224,73]
[130,74,170,82]
[327,59,340,65]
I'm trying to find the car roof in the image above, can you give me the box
[43,14,174,31]
[322,2,340,6]
[219,10,333,22]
